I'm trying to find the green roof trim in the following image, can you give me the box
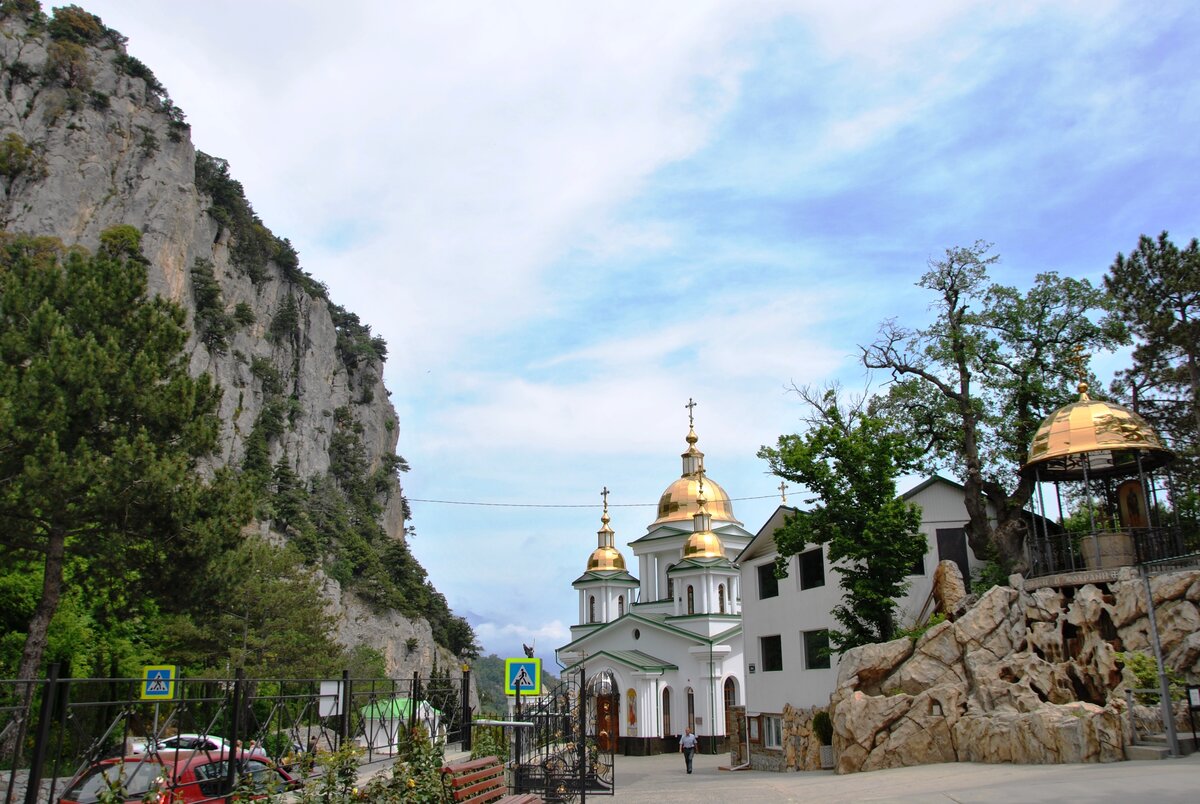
[572,569,639,585]
[557,611,719,653]
[562,648,678,675]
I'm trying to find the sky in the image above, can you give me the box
[81,0,1200,665]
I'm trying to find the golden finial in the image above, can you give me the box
[1068,344,1091,399]
[779,481,787,503]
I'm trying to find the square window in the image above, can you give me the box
[799,549,825,590]
[803,629,831,670]
[757,563,779,599]
[763,715,782,749]
[760,635,783,672]
[909,554,925,575]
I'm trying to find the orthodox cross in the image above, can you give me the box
[685,397,697,428]
[779,481,787,503]
[601,485,609,512]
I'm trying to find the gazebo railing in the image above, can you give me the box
[1026,525,1199,579]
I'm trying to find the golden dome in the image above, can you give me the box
[586,545,626,571]
[586,495,628,571]
[652,474,740,525]
[682,529,726,558]
[1022,383,1173,480]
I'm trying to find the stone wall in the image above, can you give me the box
[728,703,828,771]
[827,566,1200,774]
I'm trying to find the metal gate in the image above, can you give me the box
[510,669,615,802]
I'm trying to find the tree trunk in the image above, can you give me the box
[0,526,67,762]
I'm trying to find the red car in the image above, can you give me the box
[59,750,297,804]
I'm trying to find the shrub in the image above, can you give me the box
[1117,650,1184,703]
[233,301,255,327]
[269,294,299,342]
[812,709,833,746]
[46,40,91,90]
[190,258,234,352]
[47,5,104,45]
[0,132,40,181]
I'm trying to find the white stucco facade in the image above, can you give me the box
[738,476,988,715]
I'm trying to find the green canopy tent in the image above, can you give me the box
[360,698,445,751]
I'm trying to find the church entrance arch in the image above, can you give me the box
[589,670,620,754]
[723,676,737,710]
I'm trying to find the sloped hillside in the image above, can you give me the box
[0,1,475,678]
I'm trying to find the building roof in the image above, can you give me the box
[561,649,677,674]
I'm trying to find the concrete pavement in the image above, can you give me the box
[608,750,1200,803]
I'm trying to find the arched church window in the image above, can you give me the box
[618,595,624,616]
[687,585,694,615]
[666,565,675,600]
[589,595,596,623]
[718,584,726,613]
[724,677,736,710]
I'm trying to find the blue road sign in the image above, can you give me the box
[504,657,541,696]
[141,665,176,700]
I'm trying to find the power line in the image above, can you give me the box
[407,493,786,509]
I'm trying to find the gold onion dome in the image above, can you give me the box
[652,425,741,526]
[586,493,627,571]
[682,478,727,559]
[1021,382,1174,480]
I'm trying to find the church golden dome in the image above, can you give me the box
[651,410,741,526]
[681,476,727,559]
[586,490,628,572]
[1022,382,1174,480]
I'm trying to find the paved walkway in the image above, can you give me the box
[609,751,1200,803]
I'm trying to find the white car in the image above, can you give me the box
[130,733,232,754]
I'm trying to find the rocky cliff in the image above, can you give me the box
[0,3,465,684]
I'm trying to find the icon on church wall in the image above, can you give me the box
[627,688,637,730]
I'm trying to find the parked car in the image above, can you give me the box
[60,749,297,804]
[128,733,234,755]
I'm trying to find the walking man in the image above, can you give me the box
[679,727,698,774]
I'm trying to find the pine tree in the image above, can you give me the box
[0,229,226,730]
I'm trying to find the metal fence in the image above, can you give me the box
[0,665,470,804]
[1026,524,1200,579]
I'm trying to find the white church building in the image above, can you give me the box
[556,414,754,755]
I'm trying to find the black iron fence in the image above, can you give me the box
[1026,525,1200,579]
[0,666,470,804]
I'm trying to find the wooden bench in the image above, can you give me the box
[440,755,542,804]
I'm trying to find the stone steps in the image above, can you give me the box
[1126,731,1199,759]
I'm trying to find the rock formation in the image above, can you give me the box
[829,567,1200,772]
[0,4,467,686]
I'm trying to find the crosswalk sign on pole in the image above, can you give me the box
[140,665,176,700]
[504,657,542,696]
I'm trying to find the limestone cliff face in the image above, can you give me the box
[0,6,458,681]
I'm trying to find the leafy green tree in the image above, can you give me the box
[758,387,926,649]
[1104,232,1199,525]
[0,230,228,701]
[862,242,1118,572]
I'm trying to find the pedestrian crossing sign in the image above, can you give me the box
[504,658,541,696]
[141,665,176,700]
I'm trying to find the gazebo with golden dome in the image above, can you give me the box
[1021,381,1182,577]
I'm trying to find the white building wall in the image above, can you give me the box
[742,479,989,713]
